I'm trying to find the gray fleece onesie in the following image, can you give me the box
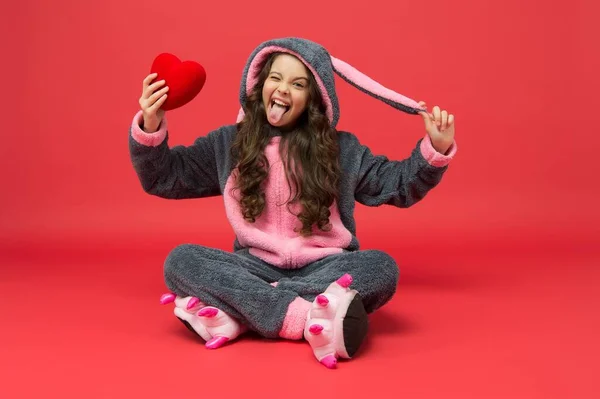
[128,37,457,343]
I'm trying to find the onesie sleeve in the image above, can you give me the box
[342,132,457,208]
[128,110,222,199]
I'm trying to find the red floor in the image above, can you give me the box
[2,232,598,398]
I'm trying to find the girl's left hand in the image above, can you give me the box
[418,101,455,155]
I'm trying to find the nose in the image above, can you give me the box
[276,82,289,94]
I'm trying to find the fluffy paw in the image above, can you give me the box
[195,306,247,349]
[174,306,212,341]
[303,274,369,369]
[161,292,246,349]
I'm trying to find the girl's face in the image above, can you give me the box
[262,54,310,129]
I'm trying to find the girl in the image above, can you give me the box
[129,37,457,369]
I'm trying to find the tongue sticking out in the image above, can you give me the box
[269,103,288,123]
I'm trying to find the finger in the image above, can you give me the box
[441,110,448,131]
[148,86,169,104]
[420,103,434,120]
[432,106,441,127]
[448,114,455,126]
[148,79,166,92]
[145,80,166,98]
[148,94,168,113]
[144,80,166,99]
[140,87,167,112]
[419,110,433,131]
[143,73,158,88]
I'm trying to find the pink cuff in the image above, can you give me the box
[419,134,457,167]
[130,110,168,147]
[279,297,312,340]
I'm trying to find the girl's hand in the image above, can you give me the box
[139,73,169,133]
[418,101,455,155]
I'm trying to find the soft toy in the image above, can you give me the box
[150,53,206,110]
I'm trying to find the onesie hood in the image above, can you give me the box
[237,37,425,129]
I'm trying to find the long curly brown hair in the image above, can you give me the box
[229,52,341,237]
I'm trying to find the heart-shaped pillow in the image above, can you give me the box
[150,53,206,111]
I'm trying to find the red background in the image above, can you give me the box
[2,0,598,398]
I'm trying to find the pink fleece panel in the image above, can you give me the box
[223,137,353,269]
[236,107,245,123]
[330,56,426,112]
[245,46,334,124]
[419,134,457,167]
[130,110,168,147]
[279,297,312,340]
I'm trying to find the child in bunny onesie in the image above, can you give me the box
[129,37,457,369]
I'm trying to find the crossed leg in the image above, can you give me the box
[159,244,399,368]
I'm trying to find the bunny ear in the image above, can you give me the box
[330,56,425,115]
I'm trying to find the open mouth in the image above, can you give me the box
[268,98,291,123]
[271,98,290,113]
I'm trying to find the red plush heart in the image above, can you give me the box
[150,53,206,111]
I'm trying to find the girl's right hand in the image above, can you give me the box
[139,73,169,133]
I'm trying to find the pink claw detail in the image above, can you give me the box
[316,295,329,306]
[320,355,337,369]
[336,274,353,288]
[159,293,176,305]
[186,297,200,310]
[309,324,324,335]
[205,336,229,349]
[198,307,219,317]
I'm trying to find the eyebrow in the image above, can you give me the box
[270,71,309,81]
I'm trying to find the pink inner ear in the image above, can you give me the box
[245,46,334,124]
[330,56,425,111]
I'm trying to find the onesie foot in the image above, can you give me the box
[303,274,369,369]
[161,293,246,349]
